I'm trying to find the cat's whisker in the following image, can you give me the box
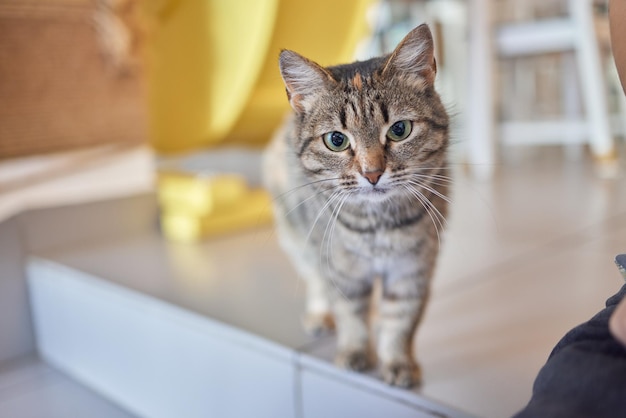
[408,184,447,233]
[412,171,454,183]
[408,183,449,231]
[394,174,452,191]
[332,193,354,301]
[392,167,453,184]
[404,167,500,238]
[320,191,351,301]
[261,181,344,246]
[283,184,342,218]
[400,184,441,245]
[410,193,443,249]
[401,165,455,171]
[330,193,352,266]
[297,189,345,299]
[288,189,345,298]
[320,192,342,274]
[401,184,445,248]
[302,189,343,253]
[272,177,342,203]
[405,178,452,206]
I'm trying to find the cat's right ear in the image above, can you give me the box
[279,50,335,113]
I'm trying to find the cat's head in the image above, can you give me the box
[279,24,449,203]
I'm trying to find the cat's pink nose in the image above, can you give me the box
[363,170,383,185]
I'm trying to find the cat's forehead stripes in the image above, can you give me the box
[339,107,347,129]
[379,102,389,124]
[338,87,388,130]
[351,72,363,90]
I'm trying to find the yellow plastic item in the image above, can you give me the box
[142,0,374,153]
[157,172,249,216]
[227,0,375,145]
[160,189,273,242]
[157,171,273,242]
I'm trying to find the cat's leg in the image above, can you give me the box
[302,274,335,335]
[332,287,373,371]
[274,220,335,335]
[377,277,430,387]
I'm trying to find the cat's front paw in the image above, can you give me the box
[381,361,421,388]
[302,312,335,336]
[335,349,372,372]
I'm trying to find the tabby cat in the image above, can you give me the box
[263,24,449,387]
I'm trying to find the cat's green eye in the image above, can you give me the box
[386,120,412,142]
[322,131,350,152]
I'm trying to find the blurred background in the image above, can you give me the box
[1,1,626,418]
[1,0,624,218]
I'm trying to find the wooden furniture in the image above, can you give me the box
[466,0,618,178]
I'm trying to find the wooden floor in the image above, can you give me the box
[417,145,626,416]
[0,144,625,417]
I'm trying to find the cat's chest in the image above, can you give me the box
[340,222,424,250]
[286,190,434,255]
[335,224,428,279]
[334,205,428,255]
[336,200,426,232]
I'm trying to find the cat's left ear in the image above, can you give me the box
[279,50,336,113]
[382,23,437,86]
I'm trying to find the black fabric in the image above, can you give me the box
[513,283,626,418]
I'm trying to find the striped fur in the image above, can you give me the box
[263,24,449,387]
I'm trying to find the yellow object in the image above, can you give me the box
[142,0,374,153]
[145,1,373,238]
[157,172,249,215]
[160,190,273,243]
[157,172,273,242]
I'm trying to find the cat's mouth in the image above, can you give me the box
[350,174,397,201]
[355,184,395,202]
[367,187,388,194]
